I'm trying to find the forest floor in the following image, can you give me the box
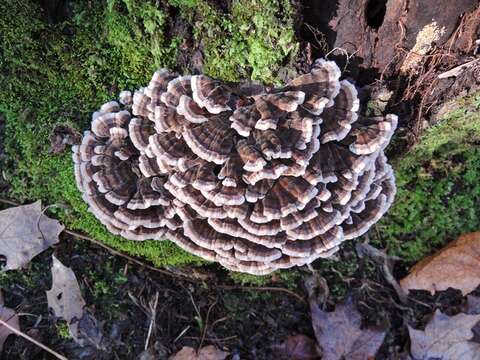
[1,0,480,359]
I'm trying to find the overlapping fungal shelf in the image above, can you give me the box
[72,59,397,275]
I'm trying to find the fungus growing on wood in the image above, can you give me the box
[73,59,397,275]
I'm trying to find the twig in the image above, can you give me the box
[74,228,307,302]
[0,319,68,360]
[216,285,307,304]
[304,23,328,53]
[0,198,17,206]
[324,47,358,73]
[437,58,480,79]
[210,315,230,328]
[144,291,159,351]
[173,325,191,343]
[199,300,216,350]
[65,229,308,303]
[63,229,197,282]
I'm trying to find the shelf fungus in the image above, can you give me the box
[73,59,397,275]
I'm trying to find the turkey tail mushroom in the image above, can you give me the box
[73,58,398,275]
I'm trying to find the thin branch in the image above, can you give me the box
[0,319,68,360]
[199,300,217,350]
[63,229,197,282]
[144,291,159,351]
[216,285,307,304]
[0,198,17,206]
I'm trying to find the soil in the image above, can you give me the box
[1,229,313,360]
[2,0,480,359]
[3,221,478,359]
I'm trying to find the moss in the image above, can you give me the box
[229,269,302,287]
[373,92,480,262]
[56,321,72,340]
[0,0,298,269]
[176,0,298,83]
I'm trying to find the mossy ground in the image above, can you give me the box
[372,93,480,261]
[1,0,479,283]
[0,0,297,272]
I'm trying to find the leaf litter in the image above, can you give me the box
[400,232,480,296]
[2,199,480,359]
[0,291,19,352]
[409,310,480,360]
[46,255,86,341]
[0,201,64,271]
[46,255,110,358]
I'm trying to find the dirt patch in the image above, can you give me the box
[0,233,311,359]
[1,202,479,359]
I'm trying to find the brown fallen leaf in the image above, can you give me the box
[0,291,20,352]
[46,255,86,341]
[466,295,480,342]
[400,232,480,295]
[409,310,480,359]
[0,201,64,271]
[310,296,386,360]
[272,334,321,359]
[169,345,229,360]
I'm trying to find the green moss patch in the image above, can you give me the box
[374,93,480,262]
[187,0,297,83]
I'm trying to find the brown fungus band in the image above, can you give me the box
[73,59,397,275]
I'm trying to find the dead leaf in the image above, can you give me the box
[466,296,480,343]
[75,310,108,350]
[467,295,480,315]
[49,124,81,154]
[272,334,321,359]
[400,232,480,295]
[409,310,480,359]
[169,345,229,360]
[310,296,386,360]
[46,255,86,341]
[0,291,20,352]
[0,201,64,271]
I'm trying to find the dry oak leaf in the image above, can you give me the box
[400,232,480,295]
[46,255,86,341]
[169,345,229,360]
[0,291,20,352]
[466,295,480,343]
[310,296,386,360]
[409,310,480,360]
[0,201,64,271]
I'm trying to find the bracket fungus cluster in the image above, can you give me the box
[73,59,397,275]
